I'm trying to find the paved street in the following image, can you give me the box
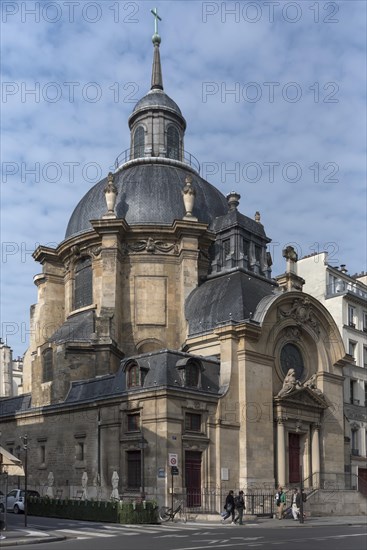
[3,514,366,549]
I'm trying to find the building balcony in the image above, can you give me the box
[351,448,360,456]
[114,148,201,174]
[326,281,367,301]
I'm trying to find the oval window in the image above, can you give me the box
[280,343,304,381]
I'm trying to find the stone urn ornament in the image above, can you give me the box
[182,175,197,220]
[103,172,118,218]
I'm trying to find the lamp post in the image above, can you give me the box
[299,461,304,524]
[20,435,28,528]
[139,437,147,500]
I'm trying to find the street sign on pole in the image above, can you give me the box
[171,466,179,476]
[168,453,178,467]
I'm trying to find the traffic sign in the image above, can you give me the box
[168,453,178,466]
[171,466,179,476]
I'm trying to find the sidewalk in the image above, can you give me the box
[0,527,66,547]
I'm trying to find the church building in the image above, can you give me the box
[0,21,355,510]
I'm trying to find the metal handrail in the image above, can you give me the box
[114,148,201,173]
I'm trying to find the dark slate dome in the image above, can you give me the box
[131,89,183,117]
[185,270,278,335]
[65,163,228,239]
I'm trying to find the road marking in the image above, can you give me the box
[24,530,49,538]
[60,528,115,538]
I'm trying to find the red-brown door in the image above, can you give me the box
[358,468,367,496]
[289,433,300,483]
[185,451,201,507]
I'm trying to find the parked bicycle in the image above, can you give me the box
[159,499,186,522]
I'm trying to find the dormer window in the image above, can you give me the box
[74,256,93,310]
[125,361,148,389]
[167,125,179,160]
[133,126,145,158]
[176,358,202,388]
[186,361,200,387]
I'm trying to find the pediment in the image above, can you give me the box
[274,386,329,409]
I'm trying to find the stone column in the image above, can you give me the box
[311,423,321,488]
[276,417,286,487]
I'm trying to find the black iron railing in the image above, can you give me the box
[114,148,200,173]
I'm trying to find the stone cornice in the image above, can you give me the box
[33,246,62,265]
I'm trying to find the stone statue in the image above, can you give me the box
[304,374,322,395]
[110,471,119,501]
[81,471,88,501]
[45,471,54,498]
[95,473,102,501]
[277,368,301,397]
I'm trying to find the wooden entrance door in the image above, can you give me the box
[358,468,367,496]
[185,451,201,507]
[289,433,300,483]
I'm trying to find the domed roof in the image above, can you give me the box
[131,89,183,117]
[185,270,277,335]
[65,162,229,239]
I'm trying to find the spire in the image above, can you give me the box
[150,7,163,90]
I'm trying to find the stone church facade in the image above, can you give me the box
[0,29,353,507]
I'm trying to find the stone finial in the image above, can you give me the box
[182,175,198,220]
[255,211,261,223]
[226,191,240,211]
[275,246,305,291]
[103,172,118,218]
[283,245,298,273]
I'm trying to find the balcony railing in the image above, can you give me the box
[326,281,367,300]
[351,448,360,456]
[114,148,201,173]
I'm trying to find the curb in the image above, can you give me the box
[0,535,67,547]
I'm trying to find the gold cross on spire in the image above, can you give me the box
[151,7,162,35]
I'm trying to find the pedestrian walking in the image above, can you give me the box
[291,487,301,520]
[221,490,235,523]
[275,486,286,519]
[234,490,245,525]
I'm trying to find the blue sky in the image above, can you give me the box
[1,0,366,357]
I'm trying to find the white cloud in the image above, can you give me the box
[1,0,366,356]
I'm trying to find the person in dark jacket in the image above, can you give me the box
[221,490,235,523]
[234,490,245,525]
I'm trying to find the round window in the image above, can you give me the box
[280,343,304,380]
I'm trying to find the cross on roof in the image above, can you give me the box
[151,7,162,35]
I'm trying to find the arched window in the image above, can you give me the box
[74,257,93,310]
[42,348,53,383]
[133,126,145,158]
[186,361,200,388]
[126,361,148,388]
[167,125,180,160]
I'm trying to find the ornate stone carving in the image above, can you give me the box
[90,246,102,258]
[71,245,80,257]
[282,245,298,263]
[279,297,320,336]
[276,368,301,397]
[110,471,119,501]
[127,238,178,254]
[304,374,322,395]
[285,326,301,341]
